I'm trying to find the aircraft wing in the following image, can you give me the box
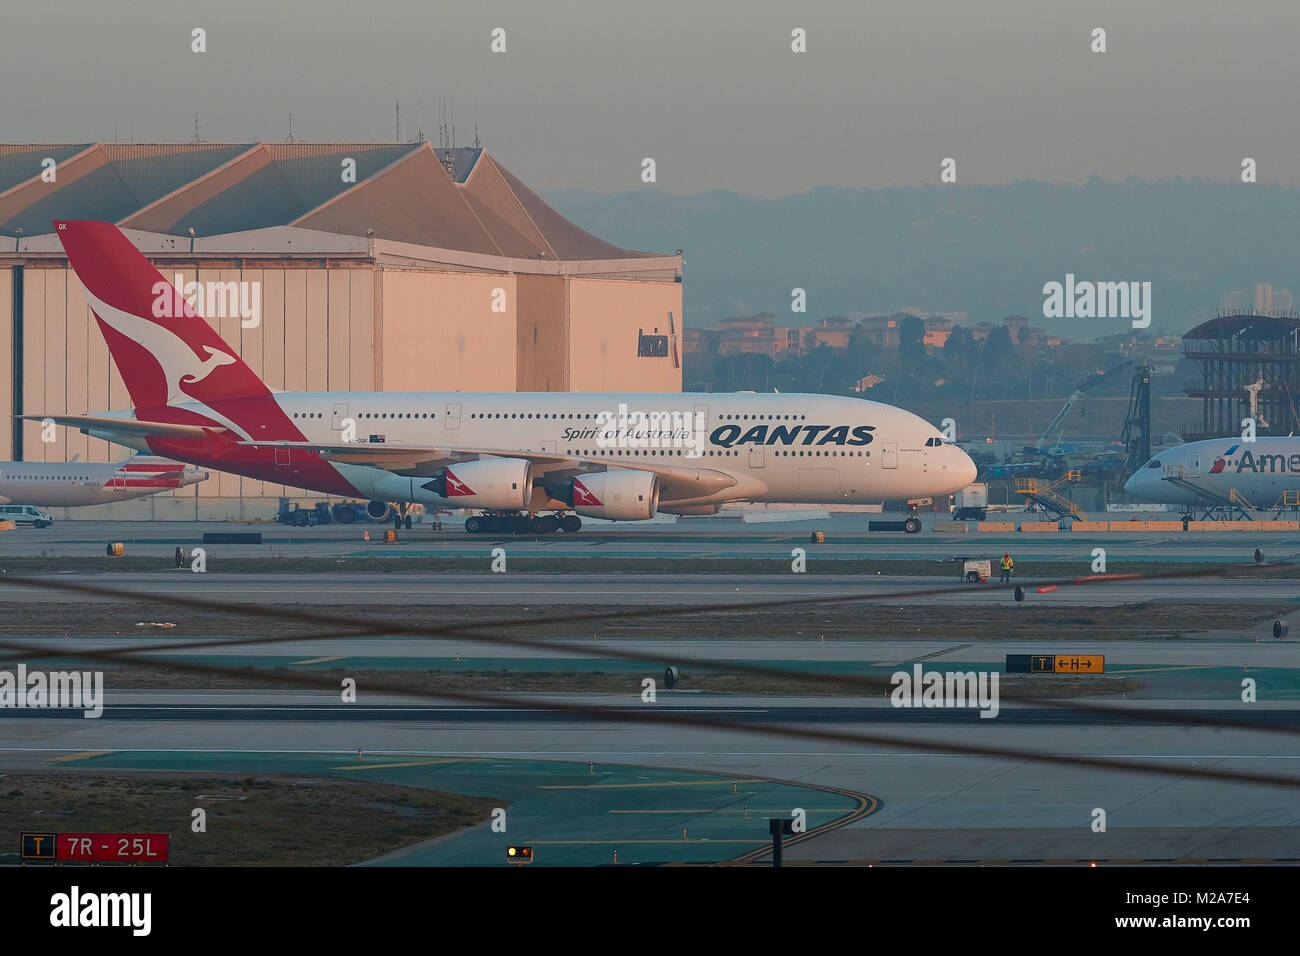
[235,439,739,495]
[18,414,221,441]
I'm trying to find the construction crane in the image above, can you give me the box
[1029,361,1132,457]
[1121,362,1152,475]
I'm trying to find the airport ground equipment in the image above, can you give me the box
[952,483,989,520]
[330,501,369,523]
[277,500,332,527]
[1015,471,1086,521]
[960,557,992,583]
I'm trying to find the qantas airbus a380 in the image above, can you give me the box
[34,221,976,533]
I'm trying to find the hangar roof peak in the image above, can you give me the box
[0,142,654,262]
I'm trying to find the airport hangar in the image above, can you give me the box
[0,142,682,518]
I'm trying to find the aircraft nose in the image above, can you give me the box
[1123,472,1141,497]
[954,447,977,487]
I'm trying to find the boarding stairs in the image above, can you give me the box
[1161,464,1258,520]
[1014,471,1087,521]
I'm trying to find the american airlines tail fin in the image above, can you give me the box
[52,221,270,410]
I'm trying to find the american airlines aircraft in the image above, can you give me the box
[1125,437,1300,509]
[0,457,206,511]
[34,221,976,534]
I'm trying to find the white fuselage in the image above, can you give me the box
[1125,437,1300,508]
[104,391,977,509]
[0,457,207,507]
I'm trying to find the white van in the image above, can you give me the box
[0,504,54,528]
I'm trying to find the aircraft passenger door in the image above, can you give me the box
[691,403,709,458]
[275,448,291,468]
[446,402,462,430]
[330,402,349,431]
[749,444,765,468]
[882,442,899,469]
[1185,453,1200,472]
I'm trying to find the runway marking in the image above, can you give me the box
[331,758,470,771]
[609,808,844,814]
[776,857,1300,866]
[46,750,111,763]
[729,780,880,864]
[531,839,769,845]
[1110,664,1221,675]
[290,656,345,665]
[876,643,971,668]
[541,779,762,790]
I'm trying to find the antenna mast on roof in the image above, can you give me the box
[473,102,481,148]
[286,113,294,142]
[417,96,424,143]
[395,100,400,142]
[192,112,201,143]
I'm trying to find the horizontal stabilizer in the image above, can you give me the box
[18,414,221,441]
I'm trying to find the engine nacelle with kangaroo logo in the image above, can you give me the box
[563,470,660,521]
[421,458,534,509]
[357,458,533,509]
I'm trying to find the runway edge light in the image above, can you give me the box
[507,845,534,864]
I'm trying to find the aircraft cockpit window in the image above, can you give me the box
[1147,460,1161,469]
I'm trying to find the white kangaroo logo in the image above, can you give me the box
[86,287,236,403]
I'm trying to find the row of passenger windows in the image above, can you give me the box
[469,412,809,421]
[289,410,814,423]
[291,412,436,419]
[556,449,867,458]
[11,475,89,480]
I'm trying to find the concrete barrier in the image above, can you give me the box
[0,520,14,531]
[977,522,1016,532]
[933,521,968,532]
[1070,521,1108,532]
[1019,522,1059,532]
[1108,521,1184,532]
[1259,520,1300,531]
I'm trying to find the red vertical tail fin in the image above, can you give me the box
[53,220,269,410]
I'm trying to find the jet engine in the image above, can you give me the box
[419,458,533,510]
[560,470,659,521]
[362,458,533,510]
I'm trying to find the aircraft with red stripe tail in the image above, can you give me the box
[0,456,206,510]
[31,220,976,534]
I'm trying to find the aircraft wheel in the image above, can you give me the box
[560,514,582,533]
[903,516,922,534]
[511,516,531,535]
[464,516,482,534]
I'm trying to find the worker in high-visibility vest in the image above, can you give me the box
[999,552,1014,583]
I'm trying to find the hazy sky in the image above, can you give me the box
[2,0,1296,196]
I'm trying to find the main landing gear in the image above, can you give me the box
[464,511,582,535]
